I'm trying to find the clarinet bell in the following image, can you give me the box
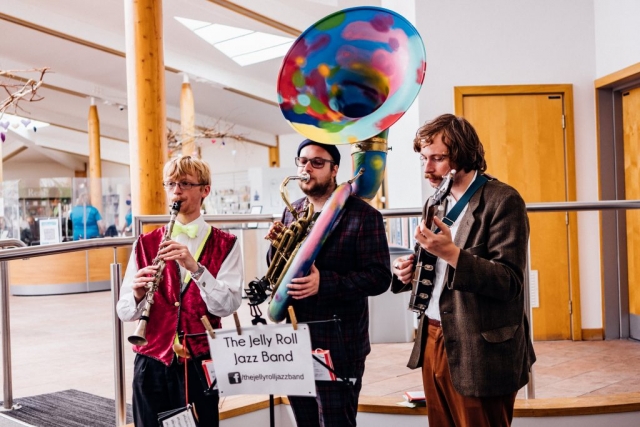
[173,341,191,359]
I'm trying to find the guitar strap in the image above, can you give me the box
[413,174,489,313]
[437,174,489,232]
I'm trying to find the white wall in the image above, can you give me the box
[201,138,270,174]
[101,160,129,178]
[410,0,601,329]
[594,0,640,77]
[4,162,74,183]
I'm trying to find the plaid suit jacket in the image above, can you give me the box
[403,177,536,397]
[271,195,391,367]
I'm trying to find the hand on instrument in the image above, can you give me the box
[266,221,285,242]
[132,265,159,303]
[393,254,415,284]
[158,240,198,272]
[287,264,320,300]
[415,217,460,267]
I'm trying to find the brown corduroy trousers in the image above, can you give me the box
[422,321,517,427]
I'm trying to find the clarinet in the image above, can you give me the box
[408,170,455,313]
[128,201,182,346]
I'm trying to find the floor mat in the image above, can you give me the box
[0,390,133,427]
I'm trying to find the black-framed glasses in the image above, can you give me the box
[163,181,206,190]
[420,154,449,165]
[295,156,335,169]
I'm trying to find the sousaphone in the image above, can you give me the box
[269,6,427,321]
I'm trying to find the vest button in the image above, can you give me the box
[174,302,180,307]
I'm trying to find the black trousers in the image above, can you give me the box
[288,359,365,427]
[132,354,219,427]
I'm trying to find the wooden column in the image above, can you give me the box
[124,0,167,217]
[269,136,280,167]
[180,74,197,157]
[88,99,103,211]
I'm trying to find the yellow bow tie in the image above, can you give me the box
[171,223,198,239]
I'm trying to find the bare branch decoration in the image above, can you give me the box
[0,67,49,115]
[167,119,247,157]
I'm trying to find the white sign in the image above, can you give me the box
[39,218,60,245]
[207,323,316,397]
[529,270,539,308]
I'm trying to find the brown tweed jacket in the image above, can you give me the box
[398,176,536,397]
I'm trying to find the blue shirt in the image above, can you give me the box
[70,205,102,240]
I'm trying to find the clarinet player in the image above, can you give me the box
[392,114,535,427]
[117,156,244,427]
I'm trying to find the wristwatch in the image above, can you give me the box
[191,263,206,281]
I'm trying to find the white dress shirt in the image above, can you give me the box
[425,171,477,322]
[116,215,244,321]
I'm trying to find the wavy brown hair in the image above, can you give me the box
[413,114,487,173]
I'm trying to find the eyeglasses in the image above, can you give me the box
[295,156,335,169]
[420,154,449,165]
[163,181,206,190]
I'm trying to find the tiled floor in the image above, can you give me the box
[1,291,639,405]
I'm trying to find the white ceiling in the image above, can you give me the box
[0,0,381,167]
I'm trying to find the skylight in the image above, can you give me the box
[175,17,294,66]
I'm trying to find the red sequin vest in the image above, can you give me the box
[133,225,237,365]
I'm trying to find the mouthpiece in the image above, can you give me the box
[169,201,182,215]
[299,172,310,182]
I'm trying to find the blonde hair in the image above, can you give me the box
[163,156,211,185]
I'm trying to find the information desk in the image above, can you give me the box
[7,246,131,296]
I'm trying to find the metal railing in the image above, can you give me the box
[0,237,134,423]
[0,239,26,412]
[0,199,638,424]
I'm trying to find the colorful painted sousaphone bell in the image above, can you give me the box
[267,6,427,322]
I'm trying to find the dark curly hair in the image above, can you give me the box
[413,114,487,173]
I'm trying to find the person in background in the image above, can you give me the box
[70,193,106,240]
[117,156,243,427]
[392,114,535,427]
[121,194,133,236]
[20,216,40,245]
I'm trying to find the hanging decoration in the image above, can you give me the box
[166,120,246,158]
[0,67,48,113]
[0,67,49,143]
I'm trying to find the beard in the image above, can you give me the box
[300,177,334,199]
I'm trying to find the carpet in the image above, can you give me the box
[0,389,133,427]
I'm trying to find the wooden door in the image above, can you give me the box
[623,86,640,340]
[458,90,576,340]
